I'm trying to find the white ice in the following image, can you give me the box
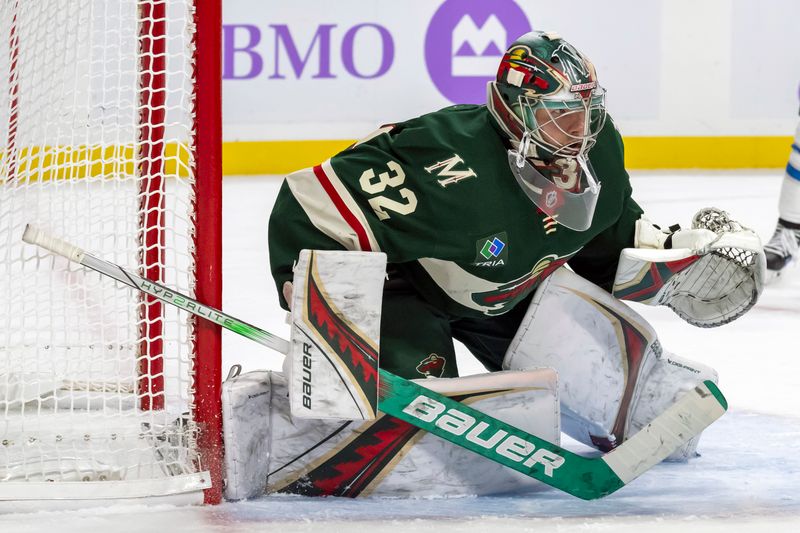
[2,171,798,532]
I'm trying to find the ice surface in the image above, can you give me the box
[1,171,798,532]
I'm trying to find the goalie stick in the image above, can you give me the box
[22,224,728,500]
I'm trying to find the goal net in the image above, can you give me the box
[0,0,222,504]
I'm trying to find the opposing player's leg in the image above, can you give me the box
[765,121,800,277]
[222,367,560,499]
[765,219,800,276]
[503,267,717,460]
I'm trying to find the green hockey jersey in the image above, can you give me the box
[269,105,643,318]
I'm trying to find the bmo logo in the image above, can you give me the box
[224,23,394,80]
[424,0,532,104]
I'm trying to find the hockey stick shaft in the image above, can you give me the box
[23,224,727,500]
[22,225,290,355]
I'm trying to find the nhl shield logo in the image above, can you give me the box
[545,190,558,208]
[416,353,447,377]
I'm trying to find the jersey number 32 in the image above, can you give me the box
[359,161,418,220]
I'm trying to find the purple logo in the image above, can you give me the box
[424,0,532,104]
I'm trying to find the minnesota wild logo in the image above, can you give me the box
[472,251,578,314]
[416,353,446,378]
[473,232,508,267]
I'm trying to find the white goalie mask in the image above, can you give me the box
[487,31,607,231]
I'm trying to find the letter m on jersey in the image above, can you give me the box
[424,154,477,187]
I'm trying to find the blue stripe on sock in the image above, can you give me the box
[787,163,800,181]
[793,144,800,154]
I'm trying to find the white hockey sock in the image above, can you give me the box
[779,129,800,224]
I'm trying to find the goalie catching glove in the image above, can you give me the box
[614,207,765,327]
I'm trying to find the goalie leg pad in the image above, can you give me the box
[630,351,717,461]
[289,249,387,420]
[503,267,717,458]
[222,368,559,499]
[222,368,273,501]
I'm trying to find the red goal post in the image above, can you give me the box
[0,0,223,505]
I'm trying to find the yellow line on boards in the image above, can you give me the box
[623,136,793,170]
[2,137,792,181]
[223,140,353,176]
[223,137,794,174]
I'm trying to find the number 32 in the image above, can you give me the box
[358,161,418,220]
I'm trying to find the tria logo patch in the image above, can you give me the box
[481,238,505,259]
[416,353,447,378]
[424,154,477,187]
[473,232,508,267]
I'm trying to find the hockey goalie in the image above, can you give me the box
[221,31,765,500]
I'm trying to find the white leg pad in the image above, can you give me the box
[630,351,717,461]
[222,369,273,501]
[503,267,717,459]
[289,249,387,420]
[222,368,560,498]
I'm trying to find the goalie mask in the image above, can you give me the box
[487,32,607,231]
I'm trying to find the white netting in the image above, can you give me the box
[663,208,765,328]
[0,0,208,499]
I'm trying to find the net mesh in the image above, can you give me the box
[0,0,206,496]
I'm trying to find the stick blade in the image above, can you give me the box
[602,380,727,485]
